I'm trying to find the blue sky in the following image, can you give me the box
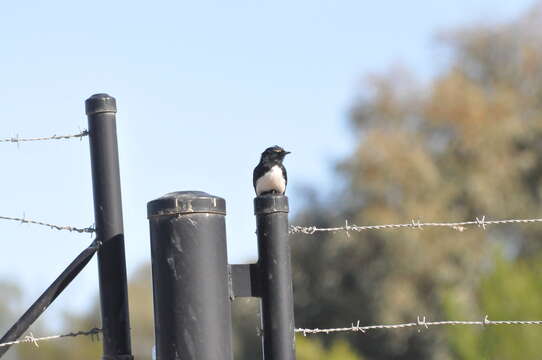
[0,0,536,329]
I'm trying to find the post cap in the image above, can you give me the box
[85,93,117,115]
[254,194,289,215]
[147,191,226,218]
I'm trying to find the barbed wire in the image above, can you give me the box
[0,130,89,144]
[0,328,101,348]
[289,216,542,235]
[296,315,542,335]
[0,215,95,234]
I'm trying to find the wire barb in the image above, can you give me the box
[0,130,89,144]
[344,220,350,239]
[0,215,95,234]
[289,217,542,235]
[295,316,542,335]
[0,328,102,348]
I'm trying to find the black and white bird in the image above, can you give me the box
[253,146,291,196]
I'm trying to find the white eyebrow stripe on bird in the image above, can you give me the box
[255,165,286,195]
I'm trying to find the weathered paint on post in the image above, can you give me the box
[148,191,234,360]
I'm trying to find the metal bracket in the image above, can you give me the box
[229,264,261,298]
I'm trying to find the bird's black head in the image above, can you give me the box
[260,145,290,163]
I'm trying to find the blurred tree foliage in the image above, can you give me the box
[292,3,542,360]
[296,336,364,360]
[0,281,22,360]
[6,3,542,360]
[0,281,21,332]
[12,266,153,360]
[443,252,542,359]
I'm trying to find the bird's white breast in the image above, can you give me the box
[256,165,286,195]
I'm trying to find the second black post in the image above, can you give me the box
[255,195,296,360]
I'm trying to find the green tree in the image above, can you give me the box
[296,336,363,360]
[444,252,542,360]
[292,3,542,359]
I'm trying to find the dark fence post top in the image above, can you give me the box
[148,190,233,360]
[85,93,117,115]
[148,191,226,218]
[254,194,289,215]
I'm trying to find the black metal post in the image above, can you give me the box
[255,195,296,360]
[86,94,133,360]
[147,191,234,360]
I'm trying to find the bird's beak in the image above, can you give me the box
[284,151,291,155]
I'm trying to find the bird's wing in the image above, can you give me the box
[253,163,262,191]
[281,163,288,187]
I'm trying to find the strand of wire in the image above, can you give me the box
[296,316,542,335]
[0,130,89,144]
[0,328,102,348]
[289,216,542,235]
[0,215,95,234]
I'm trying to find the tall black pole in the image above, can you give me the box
[86,94,133,360]
[147,191,234,360]
[255,195,296,360]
